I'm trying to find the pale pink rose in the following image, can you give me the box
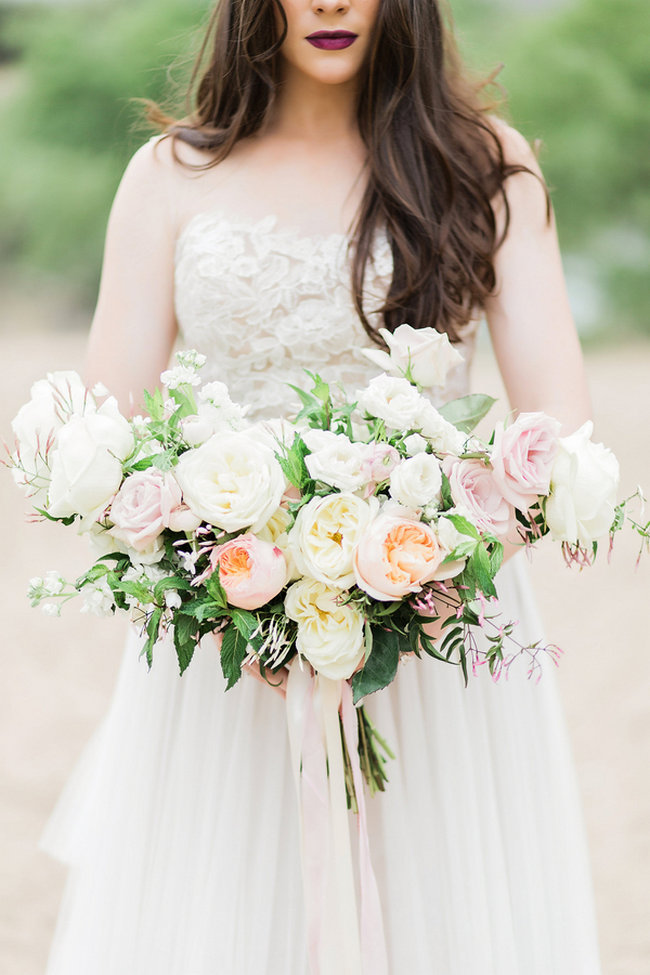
[444,458,513,537]
[109,469,196,552]
[212,534,288,610]
[491,412,561,512]
[354,512,444,601]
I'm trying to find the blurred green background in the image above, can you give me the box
[0,0,647,335]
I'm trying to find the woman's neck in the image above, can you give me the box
[268,65,360,145]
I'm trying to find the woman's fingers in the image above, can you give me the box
[244,658,289,697]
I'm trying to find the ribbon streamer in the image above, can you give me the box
[286,659,389,975]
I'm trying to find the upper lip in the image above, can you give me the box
[306,30,358,38]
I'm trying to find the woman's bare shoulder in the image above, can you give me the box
[486,116,545,179]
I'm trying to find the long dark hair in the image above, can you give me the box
[147,0,550,344]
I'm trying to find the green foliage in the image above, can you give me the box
[0,0,206,297]
[0,0,647,331]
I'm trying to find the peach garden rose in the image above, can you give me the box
[353,511,445,601]
[212,534,288,610]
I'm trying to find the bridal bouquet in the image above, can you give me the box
[7,327,638,798]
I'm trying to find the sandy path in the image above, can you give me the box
[1,323,648,974]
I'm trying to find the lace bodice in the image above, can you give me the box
[174,209,479,418]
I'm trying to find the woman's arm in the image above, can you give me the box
[484,122,592,434]
[84,137,179,413]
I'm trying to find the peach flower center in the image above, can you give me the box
[382,524,439,584]
[220,547,252,581]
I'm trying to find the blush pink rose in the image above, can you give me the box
[354,512,444,601]
[444,457,513,537]
[491,412,561,512]
[213,534,288,610]
[109,469,199,552]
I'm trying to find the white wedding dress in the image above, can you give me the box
[41,210,602,974]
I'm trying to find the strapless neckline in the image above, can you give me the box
[175,208,352,258]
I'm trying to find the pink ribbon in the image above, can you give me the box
[286,660,389,975]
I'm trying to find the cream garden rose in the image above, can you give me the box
[303,430,371,492]
[11,371,95,501]
[284,578,365,680]
[545,421,620,546]
[175,432,286,532]
[47,398,134,520]
[361,324,464,388]
[289,492,378,588]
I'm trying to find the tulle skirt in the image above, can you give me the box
[41,554,602,974]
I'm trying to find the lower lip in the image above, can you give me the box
[307,36,357,51]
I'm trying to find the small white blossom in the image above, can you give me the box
[41,602,61,617]
[164,591,183,610]
[160,366,202,390]
[91,382,109,398]
[44,570,66,595]
[176,350,207,370]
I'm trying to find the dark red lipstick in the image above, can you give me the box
[306,30,358,51]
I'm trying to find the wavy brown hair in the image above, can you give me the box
[147,0,550,344]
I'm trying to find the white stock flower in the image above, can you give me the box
[361,324,464,388]
[304,430,371,492]
[175,432,286,532]
[289,492,378,588]
[285,578,365,680]
[545,421,620,547]
[47,398,134,521]
[417,402,467,455]
[389,454,443,509]
[43,570,66,595]
[80,577,115,617]
[160,365,202,390]
[357,374,426,431]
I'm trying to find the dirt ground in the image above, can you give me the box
[1,308,649,974]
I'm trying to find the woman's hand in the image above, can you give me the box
[244,658,290,698]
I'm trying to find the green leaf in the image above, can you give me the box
[143,387,165,422]
[445,513,481,540]
[439,394,496,433]
[182,598,225,623]
[275,433,312,490]
[220,623,249,690]
[230,607,263,651]
[205,569,228,609]
[152,576,193,603]
[114,578,154,605]
[352,627,400,704]
[173,614,198,674]
[466,543,497,598]
[142,607,163,668]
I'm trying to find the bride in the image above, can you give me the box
[42,0,602,972]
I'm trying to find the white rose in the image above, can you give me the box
[47,398,134,520]
[289,492,378,588]
[304,430,371,492]
[285,578,365,680]
[174,432,286,532]
[417,402,467,455]
[361,324,464,388]
[357,374,426,431]
[11,370,93,500]
[545,421,620,546]
[389,454,443,509]
[403,433,428,456]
